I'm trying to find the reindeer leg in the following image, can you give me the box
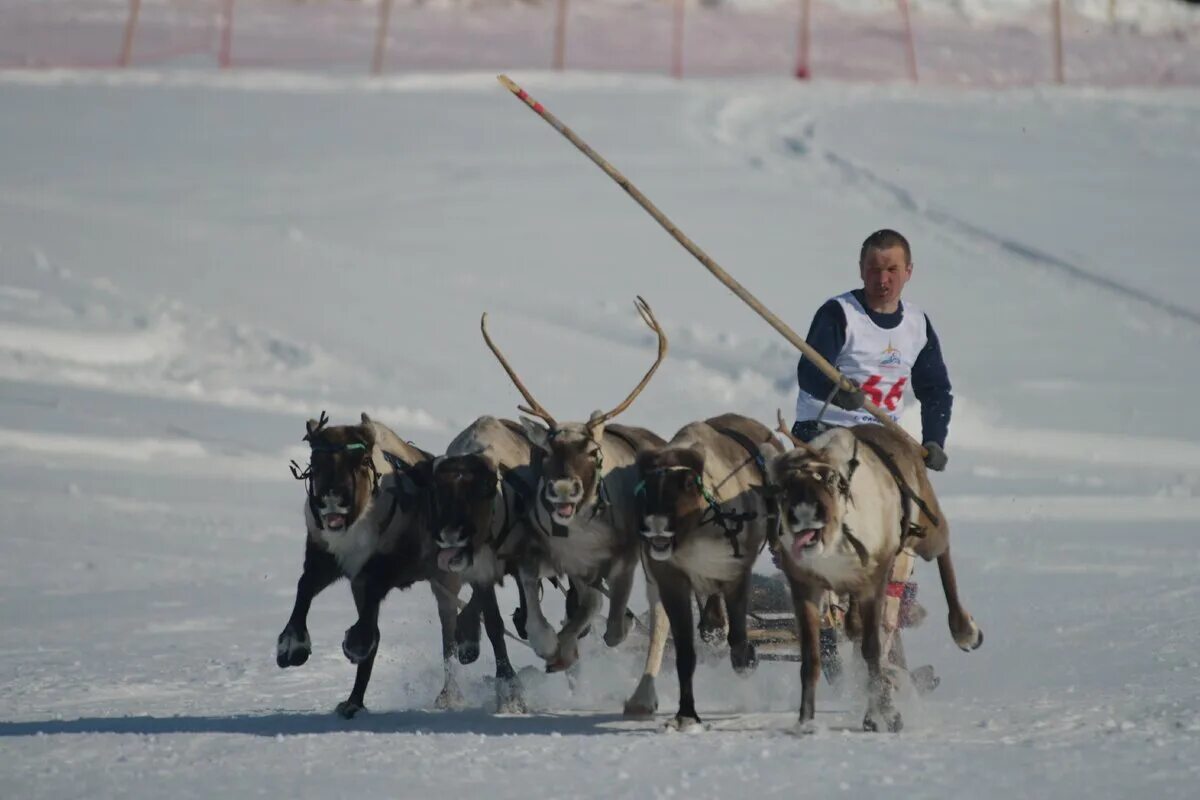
[788,577,823,734]
[479,585,527,714]
[603,558,637,648]
[431,574,466,710]
[519,563,558,661]
[938,547,983,651]
[512,571,529,639]
[277,541,341,668]
[859,576,902,733]
[659,570,702,730]
[724,573,757,675]
[625,569,667,718]
[337,558,394,718]
[549,579,602,672]
[454,585,484,665]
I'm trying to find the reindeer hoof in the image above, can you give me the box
[495,678,528,715]
[604,610,634,648]
[953,616,983,652]
[276,626,311,668]
[731,642,758,675]
[664,714,705,733]
[434,685,466,710]
[342,624,379,665]
[457,639,480,665]
[792,719,818,737]
[863,710,903,733]
[336,699,365,719]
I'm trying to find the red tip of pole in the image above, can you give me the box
[794,66,809,80]
[516,89,528,100]
[533,102,545,113]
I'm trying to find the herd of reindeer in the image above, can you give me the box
[275,297,983,734]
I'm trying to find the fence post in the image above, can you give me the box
[897,0,918,83]
[1051,0,1064,84]
[219,0,235,69]
[553,0,568,70]
[371,0,394,75]
[118,0,142,67]
[794,0,811,79]
[671,0,685,79]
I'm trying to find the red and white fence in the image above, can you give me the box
[1,0,1197,87]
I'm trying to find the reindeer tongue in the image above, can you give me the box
[791,530,818,560]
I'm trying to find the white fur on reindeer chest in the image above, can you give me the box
[670,535,745,593]
[314,514,376,579]
[546,516,615,578]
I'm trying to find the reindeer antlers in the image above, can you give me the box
[776,409,822,457]
[588,296,669,429]
[481,312,559,430]
[480,297,668,431]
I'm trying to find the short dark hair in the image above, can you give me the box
[859,229,911,265]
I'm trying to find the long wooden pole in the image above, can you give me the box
[495,75,922,452]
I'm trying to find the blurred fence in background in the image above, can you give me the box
[1,0,1196,86]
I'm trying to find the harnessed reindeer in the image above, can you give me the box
[634,413,783,729]
[425,414,541,714]
[771,414,983,734]
[277,412,466,718]
[480,298,670,714]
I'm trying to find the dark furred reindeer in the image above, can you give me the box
[276,412,466,718]
[481,298,670,715]
[771,414,983,734]
[634,413,783,730]
[425,414,541,714]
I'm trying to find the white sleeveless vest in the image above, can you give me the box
[795,292,928,429]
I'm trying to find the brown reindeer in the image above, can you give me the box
[634,413,783,729]
[481,299,669,715]
[771,414,982,733]
[276,413,465,718]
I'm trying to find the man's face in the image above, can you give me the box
[859,245,912,311]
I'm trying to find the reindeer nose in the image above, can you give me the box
[569,477,583,496]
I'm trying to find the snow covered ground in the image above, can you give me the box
[2,69,1199,797]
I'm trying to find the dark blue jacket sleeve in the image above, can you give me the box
[911,315,953,448]
[796,300,847,402]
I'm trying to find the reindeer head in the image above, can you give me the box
[295,412,380,534]
[768,411,850,567]
[428,452,500,573]
[482,297,668,527]
[634,446,707,561]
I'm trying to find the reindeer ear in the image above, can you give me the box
[585,410,606,442]
[360,412,372,425]
[680,446,706,476]
[405,459,434,490]
[355,423,376,452]
[519,416,551,450]
[305,418,320,439]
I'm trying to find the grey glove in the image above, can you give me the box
[831,380,865,411]
[923,442,948,472]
